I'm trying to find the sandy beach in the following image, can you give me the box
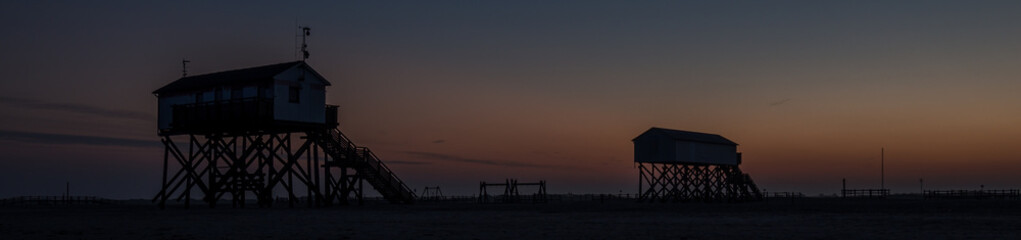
[2,198,1020,239]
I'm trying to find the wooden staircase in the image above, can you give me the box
[741,173,764,201]
[727,168,763,201]
[310,128,416,204]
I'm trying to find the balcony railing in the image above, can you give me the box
[167,98,340,134]
[170,97,274,131]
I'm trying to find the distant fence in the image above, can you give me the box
[416,196,478,204]
[842,189,889,199]
[478,193,550,204]
[0,196,121,206]
[549,193,638,203]
[763,192,805,199]
[417,194,639,204]
[924,190,1021,200]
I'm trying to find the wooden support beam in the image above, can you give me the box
[637,162,761,203]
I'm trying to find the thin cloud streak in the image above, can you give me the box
[0,96,153,121]
[0,130,160,148]
[401,151,555,168]
[769,98,791,106]
[386,160,432,165]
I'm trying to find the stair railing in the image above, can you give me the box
[318,128,416,202]
[358,148,415,199]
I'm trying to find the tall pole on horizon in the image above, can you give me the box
[881,148,885,190]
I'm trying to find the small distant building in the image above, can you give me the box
[633,127,761,202]
[152,61,335,135]
[633,127,740,165]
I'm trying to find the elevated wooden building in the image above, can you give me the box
[154,61,336,135]
[634,127,762,202]
[152,61,415,208]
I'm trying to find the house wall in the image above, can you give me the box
[156,93,191,130]
[271,67,327,124]
[633,135,658,163]
[673,141,738,165]
[156,86,261,130]
[156,63,330,132]
[634,132,738,165]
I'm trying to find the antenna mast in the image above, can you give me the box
[181,59,190,77]
[300,26,311,61]
[881,148,885,189]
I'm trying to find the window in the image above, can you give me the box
[231,87,243,99]
[289,86,300,103]
[195,92,203,103]
[258,85,269,99]
[214,88,223,102]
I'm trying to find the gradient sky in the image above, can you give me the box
[3,1,1021,198]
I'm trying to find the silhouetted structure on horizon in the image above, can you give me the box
[420,186,444,201]
[841,179,889,199]
[479,179,548,203]
[925,189,1021,200]
[152,61,415,208]
[634,127,762,202]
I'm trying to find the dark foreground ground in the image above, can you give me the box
[2,197,1021,239]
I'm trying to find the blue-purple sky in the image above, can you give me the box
[4,1,1021,198]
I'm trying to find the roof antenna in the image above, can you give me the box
[181,59,190,77]
[300,26,311,61]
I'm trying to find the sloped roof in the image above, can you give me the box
[634,127,737,145]
[153,61,330,94]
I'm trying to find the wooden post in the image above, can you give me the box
[160,140,169,209]
[919,178,923,196]
[188,136,195,209]
[314,141,320,207]
[288,161,294,208]
[306,135,312,207]
[340,168,349,205]
[185,177,191,208]
[637,163,644,202]
[842,178,846,198]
